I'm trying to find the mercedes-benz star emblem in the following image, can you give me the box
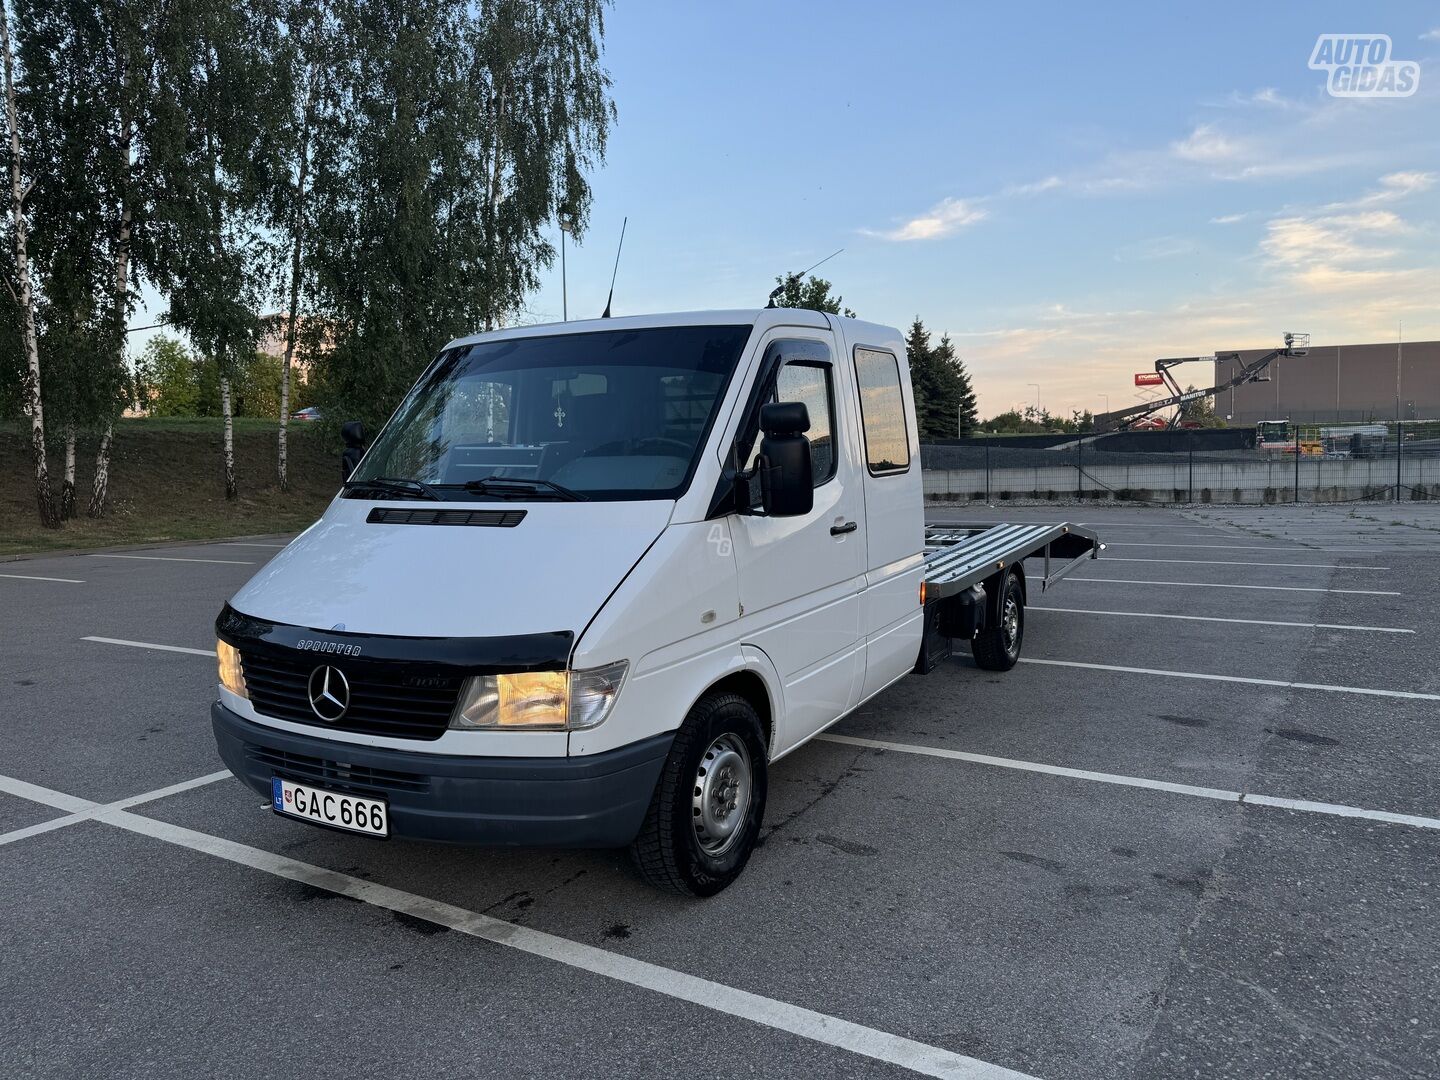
[307,665,350,722]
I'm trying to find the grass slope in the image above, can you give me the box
[0,419,338,556]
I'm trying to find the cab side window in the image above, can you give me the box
[742,340,837,499]
[853,347,910,475]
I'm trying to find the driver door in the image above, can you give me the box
[728,332,867,754]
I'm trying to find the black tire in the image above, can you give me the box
[630,692,768,897]
[971,570,1024,671]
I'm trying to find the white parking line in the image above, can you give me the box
[1106,542,1379,553]
[0,572,84,583]
[817,735,1440,832]
[87,553,254,565]
[1018,657,1440,701]
[218,542,289,548]
[1031,607,1414,634]
[0,769,1035,1080]
[83,636,216,657]
[1101,557,1387,570]
[0,771,231,847]
[1070,577,1398,596]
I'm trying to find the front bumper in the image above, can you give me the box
[212,702,672,848]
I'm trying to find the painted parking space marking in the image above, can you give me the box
[83,636,217,657]
[1100,557,1387,570]
[1104,542,1383,553]
[1018,657,1440,701]
[0,770,1037,1080]
[0,770,231,848]
[817,735,1440,832]
[1030,607,1413,634]
[0,572,84,583]
[217,541,290,548]
[1069,577,1398,596]
[86,553,254,566]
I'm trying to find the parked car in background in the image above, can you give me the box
[292,406,322,422]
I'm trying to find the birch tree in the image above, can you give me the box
[1,0,54,526]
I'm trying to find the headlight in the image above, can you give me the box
[450,661,628,731]
[217,639,248,699]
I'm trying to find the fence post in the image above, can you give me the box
[1076,437,1083,501]
[1294,427,1300,503]
[1396,420,1403,501]
[1188,444,1194,504]
[985,436,991,504]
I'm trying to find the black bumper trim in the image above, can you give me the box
[212,702,672,848]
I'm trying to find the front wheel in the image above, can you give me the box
[630,692,768,896]
[971,570,1024,671]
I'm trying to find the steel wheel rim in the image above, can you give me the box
[1002,596,1020,652]
[692,734,752,857]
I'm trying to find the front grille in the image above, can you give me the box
[240,649,462,741]
[246,744,430,795]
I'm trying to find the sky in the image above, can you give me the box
[129,3,1440,424]
[519,1,1440,422]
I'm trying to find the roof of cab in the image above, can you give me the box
[443,307,837,351]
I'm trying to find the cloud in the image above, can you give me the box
[946,174,1440,416]
[1004,176,1063,197]
[862,197,987,242]
[1422,28,1440,42]
[1171,123,1245,163]
[1114,235,1196,262]
[1209,212,1250,224]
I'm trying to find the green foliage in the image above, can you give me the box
[1179,385,1226,427]
[135,334,290,419]
[306,0,616,433]
[905,318,978,441]
[978,406,1095,434]
[770,272,855,317]
[135,335,201,417]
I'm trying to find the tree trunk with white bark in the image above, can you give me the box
[2,2,56,528]
[61,429,76,519]
[220,374,236,499]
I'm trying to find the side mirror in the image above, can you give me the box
[340,420,366,481]
[756,402,813,516]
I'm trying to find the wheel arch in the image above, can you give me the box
[699,669,775,757]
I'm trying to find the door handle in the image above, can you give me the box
[830,521,858,536]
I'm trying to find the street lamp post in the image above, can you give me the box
[558,211,576,321]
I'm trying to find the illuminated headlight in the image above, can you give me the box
[217,639,248,699]
[449,661,628,732]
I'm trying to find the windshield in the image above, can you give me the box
[351,324,753,501]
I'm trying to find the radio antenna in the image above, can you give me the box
[601,217,627,319]
[766,247,844,307]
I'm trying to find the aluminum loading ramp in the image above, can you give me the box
[923,522,1102,598]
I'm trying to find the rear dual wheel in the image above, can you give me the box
[630,692,768,897]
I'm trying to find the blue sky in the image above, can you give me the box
[521,1,1440,420]
[124,4,1440,421]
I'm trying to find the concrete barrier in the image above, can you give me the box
[922,456,1439,504]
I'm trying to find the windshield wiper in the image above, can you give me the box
[456,476,588,502]
[343,476,443,501]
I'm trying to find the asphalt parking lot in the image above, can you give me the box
[2,503,1437,1079]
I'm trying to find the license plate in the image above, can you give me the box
[272,777,389,838]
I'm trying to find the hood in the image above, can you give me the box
[228,497,673,639]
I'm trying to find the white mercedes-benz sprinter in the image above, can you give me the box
[212,309,1089,895]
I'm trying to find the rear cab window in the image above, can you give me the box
[853,347,911,475]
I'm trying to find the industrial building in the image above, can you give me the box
[1213,340,1440,425]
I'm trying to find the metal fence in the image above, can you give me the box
[921,421,1440,505]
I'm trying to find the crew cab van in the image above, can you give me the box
[211,309,1098,895]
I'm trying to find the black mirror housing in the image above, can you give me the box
[340,420,367,481]
[757,402,813,516]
